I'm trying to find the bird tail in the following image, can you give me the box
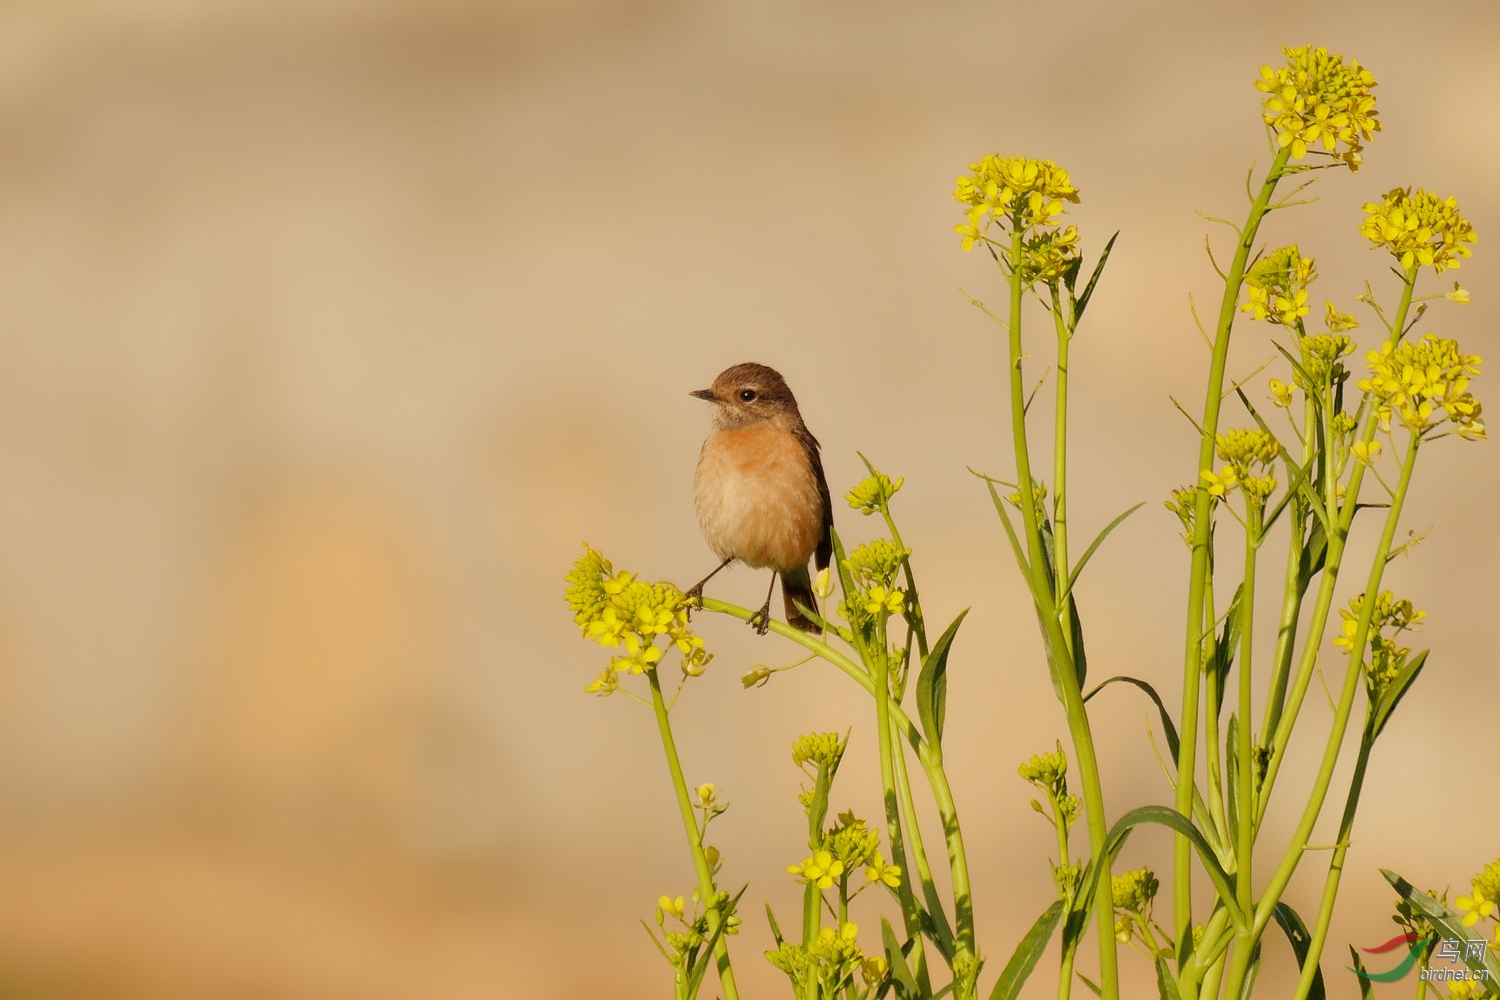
[781,565,821,635]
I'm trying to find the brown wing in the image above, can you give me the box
[795,424,834,572]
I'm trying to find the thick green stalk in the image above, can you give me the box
[1254,266,1418,821]
[1175,147,1290,948]
[1008,224,1118,999]
[913,739,975,974]
[1221,437,1419,998]
[647,669,740,1000]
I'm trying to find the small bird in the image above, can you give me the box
[687,363,832,634]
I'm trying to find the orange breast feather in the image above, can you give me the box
[694,423,823,571]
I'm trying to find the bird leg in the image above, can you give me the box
[747,573,777,635]
[684,557,733,608]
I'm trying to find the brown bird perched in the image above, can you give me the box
[686,363,832,634]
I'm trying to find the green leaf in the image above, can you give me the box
[1347,945,1374,1000]
[1083,675,1181,763]
[1155,954,1184,1000]
[1235,940,1262,1000]
[882,916,921,1000]
[1076,973,1104,998]
[765,902,784,948]
[988,899,1064,1000]
[1299,517,1328,591]
[1370,649,1428,740]
[1040,523,1087,690]
[1073,231,1120,323]
[1094,806,1247,931]
[1272,902,1326,1000]
[1060,502,1146,607]
[685,884,747,998]
[1225,714,1240,837]
[1211,584,1245,716]
[1381,869,1500,983]
[917,609,969,746]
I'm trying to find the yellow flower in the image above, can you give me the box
[1022,226,1081,283]
[860,955,889,986]
[1324,301,1360,333]
[657,894,687,922]
[1360,187,1478,273]
[696,783,718,808]
[1243,246,1316,325]
[1269,378,1294,408]
[1458,885,1496,927]
[862,586,905,616]
[846,470,905,514]
[846,539,911,589]
[1018,745,1068,791]
[1114,916,1132,944]
[1255,45,1379,169]
[1350,439,1381,465]
[1358,333,1485,439]
[611,633,663,675]
[813,567,834,600]
[1201,466,1239,497]
[865,850,903,888]
[789,850,846,889]
[1447,283,1471,305]
[953,154,1080,249]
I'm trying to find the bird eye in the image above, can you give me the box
[739,389,757,402]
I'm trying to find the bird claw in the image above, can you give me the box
[683,584,704,611]
[748,605,771,635]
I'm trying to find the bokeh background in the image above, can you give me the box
[0,1,1494,997]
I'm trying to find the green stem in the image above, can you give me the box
[1202,572,1228,849]
[914,740,975,973]
[1255,265,1418,822]
[874,625,936,992]
[891,714,955,962]
[647,669,740,1000]
[881,509,930,661]
[1236,506,1259,915]
[1050,284,1074,657]
[1176,147,1290,950]
[1262,398,1317,743]
[1290,731,1375,1000]
[1007,223,1118,999]
[1222,434,1418,998]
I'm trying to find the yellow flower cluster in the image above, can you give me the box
[1335,590,1425,689]
[565,545,711,695]
[953,155,1080,251]
[846,470,904,515]
[1299,333,1356,387]
[1112,867,1160,914]
[1358,334,1485,439]
[1018,745,1068,791]
[1243,246,1316,326]
[1255,45,1379,169]
[766,922,883,993]
[792,731,848,771]
[1203,428,1280,501]
[1360,187,1478,273]
[845,538,910,589]
[1164,485,1200,544]
[1021,226,1082,284]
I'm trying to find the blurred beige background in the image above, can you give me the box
[0,1,1494,997]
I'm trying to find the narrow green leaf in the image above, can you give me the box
[1211,584,1245,716]
[1272,902,1326,1000]
[1061,502,1145,605]
[1076,973,1104,998]
[1370,649,1428,740]
[1097,806,1247,931]
[1155,954,1184,1000]
[917,609,969,746]
[882,915,921,999]
[1347,945,1374,1000]
[988,899,1064,1000]
[1083,675,1181,763]
[1073,231,1120,323]
[1235,385,1332,537]
[1299,517,1328,591]
[1382,869,1500,982]
[1225,714,1240,837]
[765,902,784,948]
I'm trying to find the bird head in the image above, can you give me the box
[691,362,799,430]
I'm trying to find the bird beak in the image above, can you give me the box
[690,388,719,402]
